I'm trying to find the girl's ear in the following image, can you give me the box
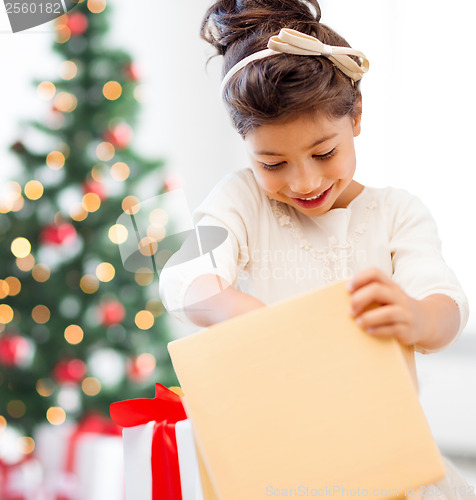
[352,95,363,137]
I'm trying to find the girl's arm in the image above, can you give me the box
[184,274,266,327]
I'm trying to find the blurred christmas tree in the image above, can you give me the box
[0,0,180,441]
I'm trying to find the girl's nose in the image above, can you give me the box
[287,161,323,195]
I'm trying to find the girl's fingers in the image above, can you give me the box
[355,304,407,330]
[347,267,392,292]
[349,281,397,317]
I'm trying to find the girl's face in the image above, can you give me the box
[244,109,362,216]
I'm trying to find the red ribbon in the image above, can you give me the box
[110,383,187,500]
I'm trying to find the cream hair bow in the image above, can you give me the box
[220,28,369,98]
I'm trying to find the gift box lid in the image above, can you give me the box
[168,280,445,500]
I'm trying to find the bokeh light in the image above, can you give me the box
[135,268,154,286]
[103,81,122,100]
[108,224,128,244]
[46,406,66,425]
[135,310,154,330]
[59,60,78,80]
[16,254,35,272]
[80,275,99,294]
[32,264,51,283]
[64,324,84,345]
[32,305,51,324]
[54,92,77,113]
[96,141,115,161]
[20,436,35,455]
[5,277,21,296]
[138,237,157,257]
[0,305,14,324]
[46,151,65,170]
[110,162,130,181]
[82,192,101,212]
[7,400,26,418]
[0,280,9,299]
[37,81,56,100]
[24,180,44,200]
[88,0,106,14]
[121,195,140,215]
[36,379,54,397]
[11,237,31,258]
[96,262,115,282]
[82,377,101,396]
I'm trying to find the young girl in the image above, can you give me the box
[159,0,473,495]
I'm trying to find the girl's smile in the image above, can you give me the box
[244,107,363,216]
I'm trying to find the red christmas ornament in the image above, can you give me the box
[123,62,141,81]
[53,359,87,384]
[0,334,30,367]
[83,179,106,201]
[67,12,88,36]
[103,123,133,150]
[40,222,77,246]
[100,301,126,327]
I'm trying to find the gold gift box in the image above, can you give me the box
[168,281,445,499]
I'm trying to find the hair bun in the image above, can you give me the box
[201,0,322,55]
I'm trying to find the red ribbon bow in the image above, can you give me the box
[110,384,188,500]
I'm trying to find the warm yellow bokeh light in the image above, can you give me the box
[82,192,101,212]
[10,195,25,212]
[24,180,44,200]
[0,304,14,324]
[37,81,56,100]
[54,92,77,113]
[138,237,157,257]
[80,274,99,294]
[59,60,78,80]
[56,25,71,44]
[70,203,88,221]
[20,436,36,455]
[135,310,154,330]
[96,262,115,282]
[32,264,51,283]
[0,280,9,299]
[36,379,54,397]
[0,415,7,431]
[103,81,122,100]
[135,268,154,286]
[108,224,128,244]
[11,237,31,258]
[110,162,130,181]
[82,377,101,396]
[7,400,26,418]
[96,141,115,161]
[46,151,65,170]
[5,277,21,296]
[149,208,168,227]
[47,406,66,425]
[122,195,140,215]
[32,305,51,324]
[64,324,84,345]
[16,254,35,272]
[88,0,106,13]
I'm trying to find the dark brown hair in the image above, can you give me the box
[200,0,363,137]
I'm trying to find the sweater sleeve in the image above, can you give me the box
[386,188,469,354]
[159,170,255,326]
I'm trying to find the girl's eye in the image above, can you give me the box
[313,148,336,160]
[261,162,284,171]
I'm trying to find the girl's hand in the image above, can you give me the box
[347,267,427,347]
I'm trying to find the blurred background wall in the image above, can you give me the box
[1,0,475,479]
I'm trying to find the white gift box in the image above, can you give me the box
[34,422,124,500]
[122,418,204,500]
